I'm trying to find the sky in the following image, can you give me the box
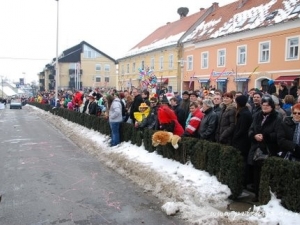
[0,0,236,84]
[27,105,300,224]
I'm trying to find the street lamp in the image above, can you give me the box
[55,0,60,106]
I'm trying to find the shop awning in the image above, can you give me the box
[216,79,227,82]
[274,75,299,84]
[198,78,210,83]
[235,78,249,82]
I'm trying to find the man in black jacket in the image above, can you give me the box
[170,97,185,129]
[129,88,144,124]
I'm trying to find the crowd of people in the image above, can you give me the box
[29,79,300,202]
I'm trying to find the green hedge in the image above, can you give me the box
[260,157,300,212]
[28,102,300,212]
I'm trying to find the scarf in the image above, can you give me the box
[293,122,300,146]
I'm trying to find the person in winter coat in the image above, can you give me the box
[87,94,98,116]
[137,97,158,130]
[277,103,300,160]
[109,93,123,146]
[129,88,144,124]
[216,92,236,145]
[183,102,204,137]
[267,79,276,95]
[278,82,288,100]
[198,99,218,141]
[179,91,191,123]
[247,95,282,202]
[289,80,298,99]
[169,97,186,129]
[232,95,253,188]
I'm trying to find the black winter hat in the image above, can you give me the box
[182,91,189,96]
[235,95,248,107]
[261,95,275,109]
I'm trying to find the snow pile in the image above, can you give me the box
[26,105,300,225]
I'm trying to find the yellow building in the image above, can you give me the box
[38,41,117,92]
[117,6,216,93]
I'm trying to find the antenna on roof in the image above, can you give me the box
[177,7,189,18]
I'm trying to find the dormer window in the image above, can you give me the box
[248,16,257,24]
[265,10,278,20]
[290,4,300,14]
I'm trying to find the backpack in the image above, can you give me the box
[120,100,126,117]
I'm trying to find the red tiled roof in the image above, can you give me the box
[186,0,299,43]
[130,9,208,51]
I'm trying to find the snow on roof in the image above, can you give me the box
[0,86,17,96]
[183,0,299,43]
[124,32,185,57]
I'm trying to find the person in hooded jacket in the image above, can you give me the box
[278,82,288,100]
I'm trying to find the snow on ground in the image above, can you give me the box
[27,105,300,225]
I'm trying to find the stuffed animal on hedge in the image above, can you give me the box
[152,131,181,149]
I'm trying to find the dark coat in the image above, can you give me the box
[213,104,222,118]
[232,107,253,157]
[172,104,186,129]
[248,109,282,165]
[179,98,190,122]
[267,84,276,95]
[198,107,218,141]
[129,94,144,122]
[279,87,288,100]
[139,106,158,130]
[216,103,236,145]
[289,86,298,99]
[88,101,98,116]
[277,116,300,158]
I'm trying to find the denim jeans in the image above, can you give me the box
[109,122,121,146]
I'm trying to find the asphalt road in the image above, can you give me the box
[0,106,185,225]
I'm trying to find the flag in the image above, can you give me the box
[215,68,227,81]
[189,72,196,88]
[249,66,259,79]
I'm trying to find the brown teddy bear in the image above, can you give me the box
[152,131,181,149]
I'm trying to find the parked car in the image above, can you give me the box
[10,99,22,109]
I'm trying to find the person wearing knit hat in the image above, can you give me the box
[267,79,276,95]
[232,95,252,189]
[235,95,248,108]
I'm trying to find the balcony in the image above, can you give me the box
[49,74,54,80]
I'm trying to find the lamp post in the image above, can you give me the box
[55,0,59,106]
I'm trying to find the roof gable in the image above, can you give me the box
[184,0,300,43]
[123,9,208,57]
[58,41,117,64]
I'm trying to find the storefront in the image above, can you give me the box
[216,78,227,93]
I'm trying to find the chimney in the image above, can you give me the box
[238,0,248,8]
[177,7,189,19]
[199,7,205,11]
[212,2,219,11]
[166,22,170,25]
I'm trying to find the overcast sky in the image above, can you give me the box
[0,0,235,83]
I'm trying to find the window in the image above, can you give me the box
[291,4,300,14]
[132,62,136,72]
[259,41,270,63]
[126,64,129,73]
[95,76,101,82]
[201,52,208,69]
[169,54,173,69]
[121,65,125,75]
[265,11,278,20]
[69,63,76,69]
[286,37,299,60]
[187,55,193,71]
[217,49,226,67]
[237,45,247,65]
[159,56,163,70]
[95,64,101,71]
[105,77,109,83]
[150,58,155,70]
[141,61,145,70]
[104,64,110,72]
